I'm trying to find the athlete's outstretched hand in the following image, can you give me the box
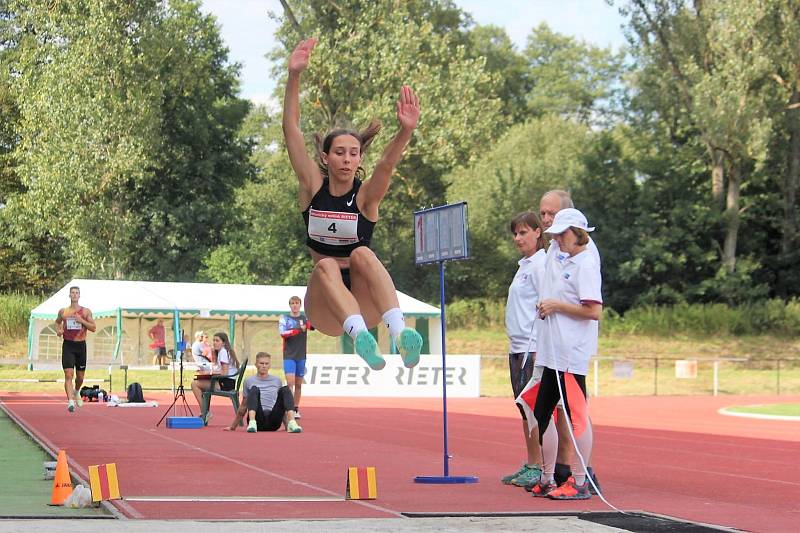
[288,38,316,74]
[396,85,420,132]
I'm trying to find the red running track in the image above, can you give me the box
[1,392,798,532]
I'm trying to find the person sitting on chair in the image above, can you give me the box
[223,352,302,433]
[191,331,213,367]
[191,331,239,423]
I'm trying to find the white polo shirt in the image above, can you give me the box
[535,246,602,375]
[506,249,546,354]
[543,238,601,351]
[547,238,601,267]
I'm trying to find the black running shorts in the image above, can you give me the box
[218,377,235,391]
[62,340,87,371]
[509,352,535,420]
[340,267,352,291]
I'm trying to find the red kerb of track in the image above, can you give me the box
[1,391,798,532]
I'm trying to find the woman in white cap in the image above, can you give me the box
[528,208,602,500]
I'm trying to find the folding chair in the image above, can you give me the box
[201,358,248,426]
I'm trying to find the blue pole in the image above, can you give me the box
[173,309,181,359]
[439,260,449,476]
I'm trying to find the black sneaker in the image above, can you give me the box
[588,471,601,495]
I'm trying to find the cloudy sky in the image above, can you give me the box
[198,0,628,105]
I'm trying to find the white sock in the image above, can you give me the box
[343,314,368,340]
[382,307,405,341]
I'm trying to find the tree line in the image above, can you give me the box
[0,0,798,314]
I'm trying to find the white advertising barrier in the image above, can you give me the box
[301,354,481,398]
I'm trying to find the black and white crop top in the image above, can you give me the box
[302,178,376,257]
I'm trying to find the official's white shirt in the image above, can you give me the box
[535,246,603,375]
[548,238,601,267]
[543,238,601,352]
[506,249,546,354]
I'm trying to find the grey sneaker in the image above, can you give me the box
[513,464,543,488]
[501,464,530,485]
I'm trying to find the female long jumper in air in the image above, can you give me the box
[281,38,423,370]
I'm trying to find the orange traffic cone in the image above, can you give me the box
[50,450,73,505]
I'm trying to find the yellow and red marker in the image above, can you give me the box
[88,463,121,502]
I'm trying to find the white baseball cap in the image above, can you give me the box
[545,208,595,234]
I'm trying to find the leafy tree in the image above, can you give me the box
[446,115,591,298]
[572,128,640,311]
[754,1,800,298]
[523,23,627,126]
[200,103,311,285]
[9,0,163,278]
[0,0,20,206]
[614,115,770,306]
[465,24,531,125]
[122,0,252,281]
[624,0,775,274]
[5,0,251,284]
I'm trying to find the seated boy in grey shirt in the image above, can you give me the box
[224,352,302,433]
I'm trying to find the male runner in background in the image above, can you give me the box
[55,286,96,413]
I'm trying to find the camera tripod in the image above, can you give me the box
[156,350,194,427]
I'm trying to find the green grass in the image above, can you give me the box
[0,409,111,517]
[725,403,800,417]
[446,297,800,336]
[2,326,799,397]
[0,293,39,338]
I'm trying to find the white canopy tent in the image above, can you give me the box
[28,279,441,368]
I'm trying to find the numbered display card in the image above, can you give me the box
[413,202,470,265]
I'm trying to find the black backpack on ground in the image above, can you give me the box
[127,382,145,403]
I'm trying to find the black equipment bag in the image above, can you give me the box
[127,382,145,403]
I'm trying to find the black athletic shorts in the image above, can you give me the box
[509,352,535,420]
[340,267,352,291]
[62,340,87,371]
[218,377,235,391]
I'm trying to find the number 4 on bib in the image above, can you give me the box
[328,222,337,233]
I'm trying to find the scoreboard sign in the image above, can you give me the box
[414,202,470,265]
